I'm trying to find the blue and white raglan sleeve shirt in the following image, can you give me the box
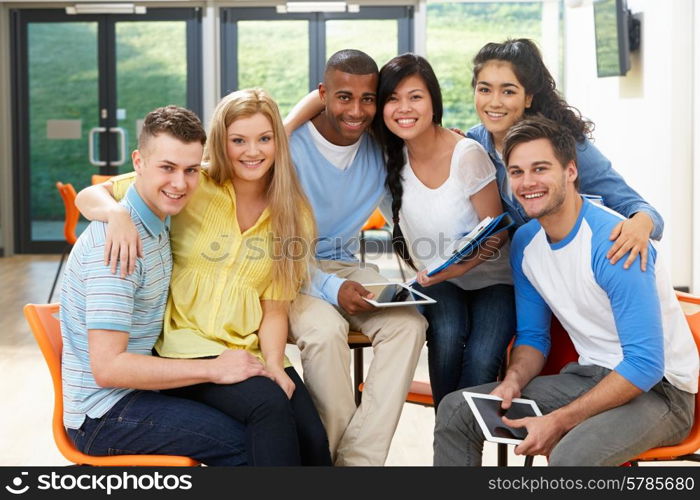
[510,198,697,393]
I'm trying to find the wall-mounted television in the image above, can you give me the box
[593,0,639,77]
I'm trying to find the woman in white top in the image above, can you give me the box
[374,53,514,407]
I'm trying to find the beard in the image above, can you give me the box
[521,177,567,220]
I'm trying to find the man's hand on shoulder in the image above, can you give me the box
[337,280,377,315]
[105,206,143,277]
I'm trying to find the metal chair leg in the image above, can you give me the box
[353,348,364,406]
[496,357,509,466]
[48,245,69,303]
[497,443,508,466]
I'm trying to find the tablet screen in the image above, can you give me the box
[462,392,542,444]
[471,397,532,440]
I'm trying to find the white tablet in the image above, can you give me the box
[361,282,436,308]
[462,391,542,445]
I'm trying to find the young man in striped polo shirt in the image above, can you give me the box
[60,106,266,465]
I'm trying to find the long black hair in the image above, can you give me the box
[472,39,592,142]
[374,53,443,271]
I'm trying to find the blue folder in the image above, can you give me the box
[426,212,515,277]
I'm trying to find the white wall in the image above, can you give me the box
[694,1,700,293]
[564,0,694,290]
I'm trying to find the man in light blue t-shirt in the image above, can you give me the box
[434,116,697,466]
[60,106,264,465]
[287,50,427,465]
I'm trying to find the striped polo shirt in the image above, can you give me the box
[59,185,172,429]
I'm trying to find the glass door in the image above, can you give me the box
[11,8,201,253]
[233,19,310,116]
[221,6,413,117]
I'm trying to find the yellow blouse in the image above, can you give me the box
[111,171,296,365]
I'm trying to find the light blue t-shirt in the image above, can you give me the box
[290,123,386,304]
[60,185,172,429]
[510,198,697,393]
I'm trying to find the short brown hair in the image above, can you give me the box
[138,105,206,150]
[503,115,578,189]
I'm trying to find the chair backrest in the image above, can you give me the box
[22,303,80,462]
[56,182,79,245]
[91,174,113,185]
[541,317,578,376]
[361,208,387,231]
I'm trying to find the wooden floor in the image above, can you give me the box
[1,254,694,467]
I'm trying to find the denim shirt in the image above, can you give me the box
[467,124,664,240]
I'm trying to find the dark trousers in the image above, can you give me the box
[413,282,515,407]
[67,390,247,466]
[165,367,332,466]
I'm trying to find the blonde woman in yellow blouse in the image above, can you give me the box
[75,89,331,466]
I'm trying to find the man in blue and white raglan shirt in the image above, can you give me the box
[287,49,427,466]
[434,116,698,466]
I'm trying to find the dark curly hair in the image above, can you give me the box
[472,39,592,142]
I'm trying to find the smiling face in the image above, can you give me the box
[226,112,275,187]
[317,69,378,146]
[474,60,533,151]
[133,133,202,220]
[382,74,434,142]
[507,137,577,220]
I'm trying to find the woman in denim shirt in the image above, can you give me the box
[468,38,662,271]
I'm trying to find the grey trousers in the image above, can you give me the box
[434,363,695,466]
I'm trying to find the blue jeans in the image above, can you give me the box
[164,367,332,466]
[414,282,515,407]
[67,390,247,466]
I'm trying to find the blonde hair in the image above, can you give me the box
[204,88,316,297]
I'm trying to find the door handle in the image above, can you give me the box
[109,127,127,166]
[88,126,107,166]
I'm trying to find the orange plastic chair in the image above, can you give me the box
[48,183,79,303]
[91,174,113,185]
[23,303,199,466]
[630,291,700,464]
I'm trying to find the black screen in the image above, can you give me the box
[471,397,538,441]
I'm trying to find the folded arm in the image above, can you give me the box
[89,329,269,390]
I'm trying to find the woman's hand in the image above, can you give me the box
[415,258,478,287]
[267,366,296,399]
[105,207,143,277]
[607,212,654,271]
